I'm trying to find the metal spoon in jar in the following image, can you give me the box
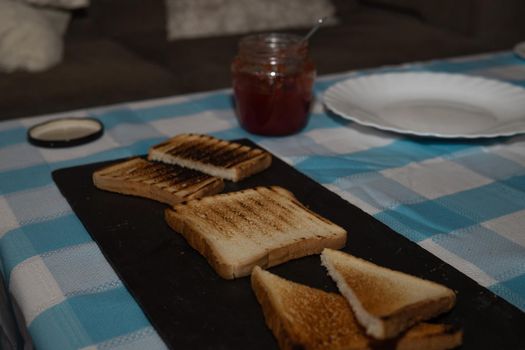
[299,17,327,44]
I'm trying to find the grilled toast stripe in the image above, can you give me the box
[195,142,244,164]
[176,178,220,196]
[163,139,202,156]
[160,173,208,189]
[173,141,224,161]
[127,164,177,181]
[125,162,185,182]
[240,195,296,230]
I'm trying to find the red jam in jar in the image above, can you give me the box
[232,33,316,136]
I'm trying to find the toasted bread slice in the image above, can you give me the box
[148,133,272,182]
[165,186,347,279]
[393,323,462,350]
[93,157,224,206]
[251,266,462,350]
[321,249,456,340]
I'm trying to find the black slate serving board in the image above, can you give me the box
[52,139,525,350]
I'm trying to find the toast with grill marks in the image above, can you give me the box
[251,266,462,350]
[164,186,347,279]
[321,249,456,340]
[148,133,272,182]
[93,157,224,206]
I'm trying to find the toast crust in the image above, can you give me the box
[251,267,462,350]
[251,266,369,350]
[148,133,272,181]
[165,186,347,279]
[321,249,456,340]
[393,323,463,350]
[93,157,224,206]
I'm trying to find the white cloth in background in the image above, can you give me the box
[37,7,72,36]
[166,0,337,40]
[0,0,89,73]
[0,0,63,73]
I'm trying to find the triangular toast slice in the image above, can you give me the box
[148,133,272,182]
[93,157,224,206]
[251,266,462,350]
[165,186,346,279]
[321,249,456,340]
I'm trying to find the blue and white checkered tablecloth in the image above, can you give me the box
[1,51,525,349]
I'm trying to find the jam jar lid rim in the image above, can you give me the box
[239,33,307,49]
[238,33,308,61]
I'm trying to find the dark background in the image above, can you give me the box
[2,0,525,121]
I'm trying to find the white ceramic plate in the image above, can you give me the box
[323,72,525,138]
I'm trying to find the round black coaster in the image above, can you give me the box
[27,117,104,148]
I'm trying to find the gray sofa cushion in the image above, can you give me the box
[0,0,522,121]
[0,39,178,120]
[361,0,525,47]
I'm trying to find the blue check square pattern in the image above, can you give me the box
[1,51,525,349]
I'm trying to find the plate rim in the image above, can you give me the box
[323,72,525,139]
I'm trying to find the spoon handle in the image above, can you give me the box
[300,17,327,44]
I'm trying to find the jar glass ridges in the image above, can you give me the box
[231,33,316,136]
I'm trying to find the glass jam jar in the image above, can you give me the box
[231,33,316,136]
